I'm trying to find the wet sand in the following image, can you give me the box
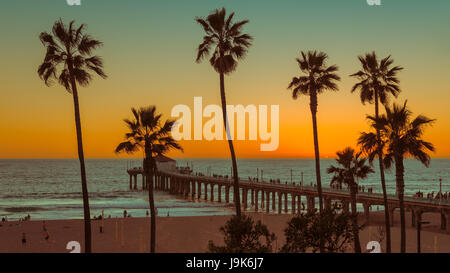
[0,211,449,253]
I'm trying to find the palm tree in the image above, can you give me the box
[195,8,253,217]
[115,106,182,253]
[327,147,374,253]
[37,19,106,253]
[288,51,340,212]
[350,51,403,253]
[359,101,435,252]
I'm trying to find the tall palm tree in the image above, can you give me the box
[288,51,340,212]
[350,52,403,253]
[359,101,435,253]
[37,19,106,253]
[115,106,182,253]
[327,147,374,253]
[195,8,253,217]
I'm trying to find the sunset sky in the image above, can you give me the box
[0,0,449,159]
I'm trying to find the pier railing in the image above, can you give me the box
[126,166,450,232]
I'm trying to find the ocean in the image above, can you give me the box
[0,158,449,220]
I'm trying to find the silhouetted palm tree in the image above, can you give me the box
[359,101,435,253]
[350,52,403,253]
[37,19,106,253]
[288,51,340,213]
[327,147,374,253]
[115,106,182,253]
[195,8,253,217]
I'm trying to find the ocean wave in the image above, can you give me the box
[3,206,48,213]
[0,190,133,200]
[0,200,233,214]
[55,201,233,210]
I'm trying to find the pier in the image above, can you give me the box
[127,167,450,233]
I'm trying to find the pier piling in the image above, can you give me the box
[125,167,450,227]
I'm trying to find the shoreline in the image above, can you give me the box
[1,210,449,253]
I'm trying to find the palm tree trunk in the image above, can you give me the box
[309,92,324,253]
[374,94,391,253]
[309,93,323,212]
[395,156,406,253]
[70,75,91,253]
[219,72,241,217]
[144,155,156,253]
[350,183,361,253]
[148,170,156,253]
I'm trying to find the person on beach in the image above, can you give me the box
[41,221,51,241]
[22,232,26,245]
[123,210,127,218]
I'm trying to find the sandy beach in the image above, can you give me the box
[1,210,449,253]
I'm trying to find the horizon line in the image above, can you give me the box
[1,157,450,160]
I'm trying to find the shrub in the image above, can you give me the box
[281,207,356,253]
[207,215,276,253]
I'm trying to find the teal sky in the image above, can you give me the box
[2,0,449,77]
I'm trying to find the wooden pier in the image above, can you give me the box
[127,167,450,233]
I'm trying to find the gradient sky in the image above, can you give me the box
[0,0,449,159]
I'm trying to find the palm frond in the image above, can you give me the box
[52,18,70,48]
[288,50,340,99]
[117,106,183,158]
[371,101,436,169]
[58,68,71,92]
[38,19,106,92]
[195,8,252,74]
[350,52,403,106]
[78,34,103,55]
[115,141,139,154]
